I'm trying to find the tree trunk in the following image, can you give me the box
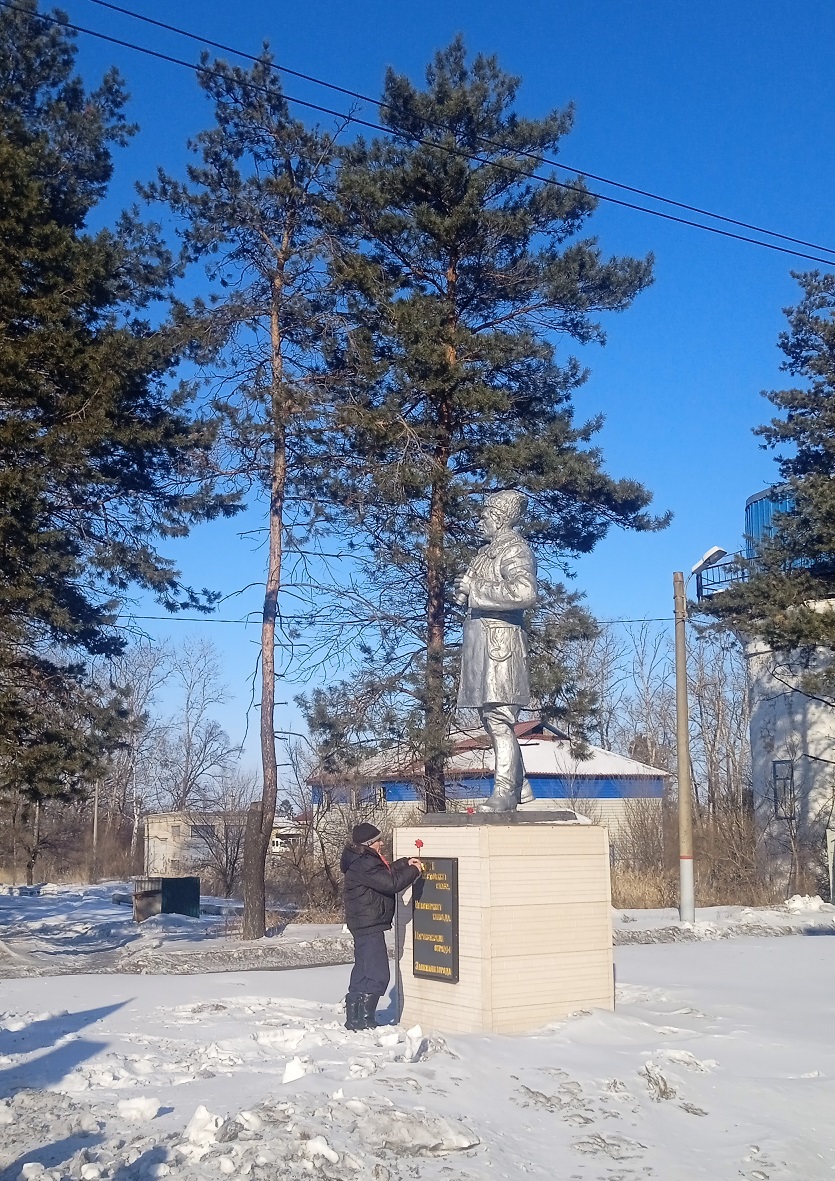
[130,760,140,857]
[242,432,285,939]
[90,779,99,882]
[242,277,287,940]
[26,798,41,887]
[11,791,20,884]
[242,801,265,929]
[316,827,341,900]
[422,265,458,813]
[424,473,447,812]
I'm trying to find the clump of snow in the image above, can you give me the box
[179,1104,222,1161]
[184,1104,222,1144]
[234,1109,262,1133]
[352,1104,480,1154]
[660,1048,716,1072]
[302,1135,339,1164]
[784,893,828,912]
[116,1096,162,1122]
[281,1054,314,1084]
[403,1023,425,1062]
[139,913,205,932]
[679,920,723,939]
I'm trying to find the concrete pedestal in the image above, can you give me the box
[394,819,614,1035]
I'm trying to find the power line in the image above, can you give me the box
[126,615,261,624]
[589,617,673,625]
[84,0,835,261]
[4,0,835,266]
[120,613,674,626]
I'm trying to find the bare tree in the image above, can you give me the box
[96,642,174,856]
[142,638,237,812]
[185,770,258,897]
[688,627,751,816]
[568,625,630,750]
[613,623,677,774]
[583,622,766,904]
[266,737,388,915]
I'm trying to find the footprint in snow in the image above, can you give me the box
[571,1131,646,1160]
[383,1079,423,1096]
[659,1048,717,1072]
[515,1082,596,1125]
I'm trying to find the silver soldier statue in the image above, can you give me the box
[454,491,538,812]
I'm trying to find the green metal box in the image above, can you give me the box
[133,876,200,922]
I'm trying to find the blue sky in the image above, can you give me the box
[60,0,835,755]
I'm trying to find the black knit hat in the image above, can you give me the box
[352,822,382,846]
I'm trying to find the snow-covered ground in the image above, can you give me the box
[1,888,834,1179]
[615,893,835,942]
[0,886,352,977]
[3,884,834,977]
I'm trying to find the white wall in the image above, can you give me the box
[746,638,835,830]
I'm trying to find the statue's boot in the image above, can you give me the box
[477,785,518,812]
[520,778,535,805]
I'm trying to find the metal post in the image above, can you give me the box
[673,571,695,923]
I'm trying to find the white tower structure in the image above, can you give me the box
[745,632,835,832]
[697,489,835,891]
[742,490,835,835]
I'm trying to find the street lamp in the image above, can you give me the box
[673,546,728,923]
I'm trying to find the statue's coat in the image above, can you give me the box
[457,529,538,709]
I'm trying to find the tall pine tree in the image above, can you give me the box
[704,270,835,691]
[331,40,668,809]
[145,51,340,937]
[0,1,237,808]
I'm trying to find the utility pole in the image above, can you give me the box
[673,570,695,923]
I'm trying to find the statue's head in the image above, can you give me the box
[481,490,528,538]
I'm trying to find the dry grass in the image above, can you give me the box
[611,862,785,910]
[219,906,343,940]
[693,873,783,908]
[286,904,343,924]
[610,865,678,909]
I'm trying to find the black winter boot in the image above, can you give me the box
[344,993,365,1031]
[360,993,380,1028]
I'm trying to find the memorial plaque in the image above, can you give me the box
[412,857,459,984]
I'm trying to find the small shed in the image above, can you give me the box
[132,876,201,922]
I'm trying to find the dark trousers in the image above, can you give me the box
[348,929,390,997]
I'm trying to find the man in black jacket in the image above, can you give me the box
[340,822,422,1031]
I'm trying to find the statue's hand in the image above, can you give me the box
[453,573,471,606]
